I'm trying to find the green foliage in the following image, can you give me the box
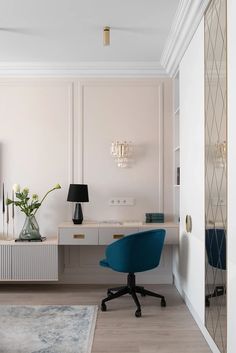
[6,184,61,216]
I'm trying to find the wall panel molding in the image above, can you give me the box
[0,78,75,237]
[78,79,165,221]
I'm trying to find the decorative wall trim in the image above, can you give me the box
[78,79,165,213]
[67,81,75,184]
[0,62,167,78]
[0,78,75,233]
[161,0,210,76]
[157,83,164,211]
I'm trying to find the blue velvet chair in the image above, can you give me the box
[205,228,226,307]
[100,229,166,317]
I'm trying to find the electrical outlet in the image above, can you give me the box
[109,197,135,206]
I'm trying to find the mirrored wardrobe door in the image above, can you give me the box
[205,0,227,352]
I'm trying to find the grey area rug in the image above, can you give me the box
[0,305,97,353]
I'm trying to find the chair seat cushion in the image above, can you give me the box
[100,259,110,268]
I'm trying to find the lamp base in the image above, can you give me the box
[72,203,83,224]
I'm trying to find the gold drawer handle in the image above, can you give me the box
[73,234,85,239]
[113,234,124,239]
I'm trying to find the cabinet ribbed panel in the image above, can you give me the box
[0,245,12,280]
[11,245,58,281]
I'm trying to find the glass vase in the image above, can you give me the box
[19,215,41,240]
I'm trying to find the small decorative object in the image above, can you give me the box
[145,213,164,223]
[110,140,132,168]
[67,184,89,224]
[6,184,61,240]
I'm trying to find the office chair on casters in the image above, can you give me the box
[205,228,226,307]
[99,229,166,317]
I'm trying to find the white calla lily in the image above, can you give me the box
[12,184,20,193]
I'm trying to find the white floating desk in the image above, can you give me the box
[58,221,179,284]
[0,222,179,283]
[58,221,178,246]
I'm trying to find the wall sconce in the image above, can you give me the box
[111,141,131,168]
[103,26,110,46]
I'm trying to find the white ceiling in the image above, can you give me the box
[0,0,180,63]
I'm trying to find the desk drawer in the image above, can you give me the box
[99,227,139,245]
[59,228,98,245]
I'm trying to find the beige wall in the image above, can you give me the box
[80,79,173,222]
[0,78,173,239]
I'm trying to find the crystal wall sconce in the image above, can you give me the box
[110,141,131,168]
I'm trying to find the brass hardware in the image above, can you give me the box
[103,26,110,46]
[73,234,85,239]
[113,234,124,239]
[185,215,192,233]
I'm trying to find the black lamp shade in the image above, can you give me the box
[67,184,89,203]
[67,184,89,224]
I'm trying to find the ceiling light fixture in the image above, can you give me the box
[103,26,110,46]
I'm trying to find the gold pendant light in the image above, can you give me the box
[103,26,110,46]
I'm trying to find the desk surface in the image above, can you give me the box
[59,221,178,229]
[0,237,58,245]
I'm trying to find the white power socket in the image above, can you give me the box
[109,197,135,206]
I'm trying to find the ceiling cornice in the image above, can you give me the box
[0,61,167,77]
[0,1,211,78]
[161,0,210,76]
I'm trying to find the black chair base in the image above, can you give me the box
[101,273,166,317]
[205,285,226,307]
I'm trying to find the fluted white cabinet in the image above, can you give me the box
[0,240,58,281]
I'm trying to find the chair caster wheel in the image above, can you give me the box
[135,309,142,317]
[161,298,166,307]
[141,292,146,297]
[101,303,107,312]
[107,290,112,296]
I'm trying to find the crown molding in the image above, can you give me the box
[0,61,167,77]
[0,1,211,78]
[161,0,210,76]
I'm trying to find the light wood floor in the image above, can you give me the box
[0,284,212,353]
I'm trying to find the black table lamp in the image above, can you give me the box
[67,184,89,224]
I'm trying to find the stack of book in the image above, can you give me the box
[145,213,164,223]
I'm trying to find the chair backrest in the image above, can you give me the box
[205,228,226,270]
[105,229,166,273]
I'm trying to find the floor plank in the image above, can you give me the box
[0,284,212,353]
